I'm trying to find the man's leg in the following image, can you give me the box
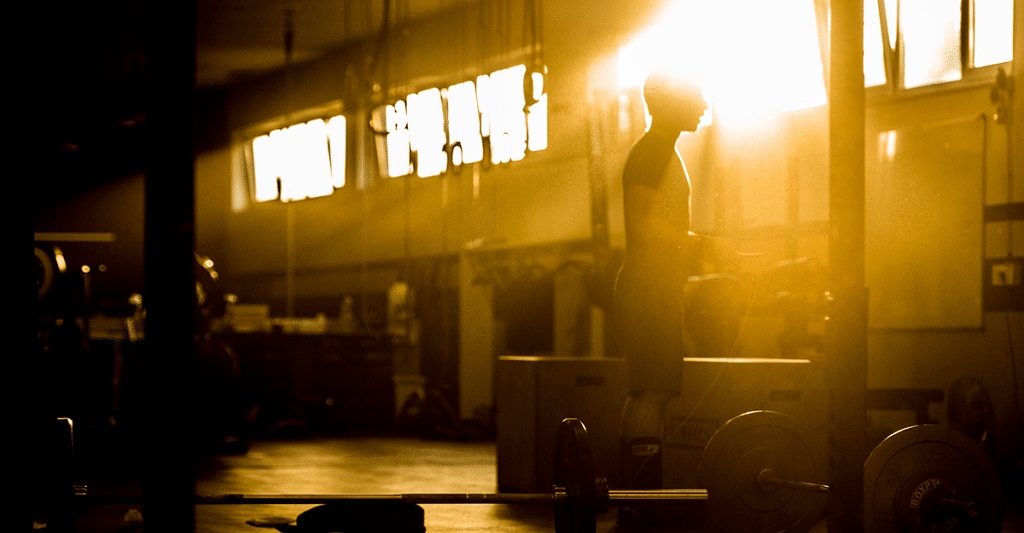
[620,390,673,490]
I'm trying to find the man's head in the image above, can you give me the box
[643,69,708,132]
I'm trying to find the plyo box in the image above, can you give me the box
[496,356,826,493]
[496,356,628,492]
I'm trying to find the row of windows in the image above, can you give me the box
[374,64,548,179]
[241,2,1014,204]
[246,65,548,203]
[867,0,1014,89]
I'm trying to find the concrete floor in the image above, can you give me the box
[72,435,1021,533]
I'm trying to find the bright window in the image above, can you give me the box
[973,0,1014,67]
[407,88,448,177]
[252,133,280,202]
[485,64,529,164]
[864,0,888,87]
[901,0,962,88]
[446,81,484,166]
[251,117,338,202]
[385,101,411,178]
[327,115,346,188]
[527,71,548,152]
[278,119,334,201]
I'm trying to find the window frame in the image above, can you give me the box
[860,0,1013,103]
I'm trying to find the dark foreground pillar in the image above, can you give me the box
[143,1,197,531]
[827,1,868,532]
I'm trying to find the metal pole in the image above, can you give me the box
[80,488,709,507]
[827,1,867,533]
[758,470,831,495]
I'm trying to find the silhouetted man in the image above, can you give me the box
[614,69,736,528]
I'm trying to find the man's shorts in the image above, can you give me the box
[613,269,687,396]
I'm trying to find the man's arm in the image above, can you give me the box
[689,232,739,275]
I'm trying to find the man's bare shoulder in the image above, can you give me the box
[623,131,677,190]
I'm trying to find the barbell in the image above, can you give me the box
[698,411,1004,533]
[72,419,705,532]
[68,411,1004,533]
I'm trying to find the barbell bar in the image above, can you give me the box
[754,469,979,519]
[754,470,980,516]
[75,487,709,506]
[756,469,831,494]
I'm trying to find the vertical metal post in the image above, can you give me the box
[587,91,610,248]
[1013,0,1023,187]
[284,3,297,318]
[827,1,867,532]
[143,0,197,530]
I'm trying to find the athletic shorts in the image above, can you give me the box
[613,267,687,396]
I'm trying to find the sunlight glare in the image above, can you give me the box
[618,0,826,122]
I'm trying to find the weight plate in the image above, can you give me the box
[36,246,56,300]
[699,411,826,533]
[553,418,597,533]
[864,425,1004,533]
